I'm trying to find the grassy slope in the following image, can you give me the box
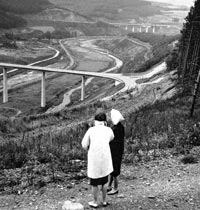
[0,0,51,29]
[0,10,27,29]
[0,0,50,14]
[49,0,162,21]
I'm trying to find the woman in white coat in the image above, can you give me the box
[82,112,114,208]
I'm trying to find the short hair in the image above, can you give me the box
[94,112,107,122]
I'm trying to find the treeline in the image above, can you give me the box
[58,0,161,21]
[0,11,27,29]
[65,21,123,36]
[0,0,51,14]
[0,29,76,45]
[167,0,200,94]
[0,0,51,29]
[124,33,179,73]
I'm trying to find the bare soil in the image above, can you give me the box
[0,41,53,64]
[1,155,200,210]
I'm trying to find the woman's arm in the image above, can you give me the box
[81,129,90,150]
[109,128,115,142]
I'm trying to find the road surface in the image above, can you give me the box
[46,37,167,113]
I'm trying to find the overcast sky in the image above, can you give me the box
[146,0,194,7]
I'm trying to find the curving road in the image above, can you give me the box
[0,46,61,91]
[46,37,166,113]
[0,46,60,77]
[0,45,61,117]
[0,36,168,114]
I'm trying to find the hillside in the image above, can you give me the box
[0,0,51,29]
[25,8,95,26]
[49,0,163,22]
[0,10,27,29]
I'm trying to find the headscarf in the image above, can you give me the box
[110,109,124,125]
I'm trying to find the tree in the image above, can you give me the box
[167,0,200,91]
[44,31,52,40]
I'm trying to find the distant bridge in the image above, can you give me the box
[64,20,181,33]
[109,22,181,33]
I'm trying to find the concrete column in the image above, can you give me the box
[145,27,148,33]
[41,71,46,107]
[132,27,135,32]
[81,76,85,101]
[3,67,8,103]
[152,26,155,33]
[139,27,142,32]
[125,25,128,30]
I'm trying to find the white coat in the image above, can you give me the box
[82,121,114,179]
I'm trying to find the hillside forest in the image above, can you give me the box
[0,0,163,29]
[0,0,51,29]
[167,0,200,116]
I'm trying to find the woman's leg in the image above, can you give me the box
[88,186,98,207]
[113,176,118,190]
[107,176,119,195]
[92,186,98,203]
[107,174,113,190]
[102,184,107,203]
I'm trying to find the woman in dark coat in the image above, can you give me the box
[107,109,125,195]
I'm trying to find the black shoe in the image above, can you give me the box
[103,202,110,207]
[107,187,112,192]
[107,189,118,195]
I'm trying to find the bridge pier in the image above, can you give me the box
[41,71,46,107]
[81,76,85,101]
[3,67,8,103]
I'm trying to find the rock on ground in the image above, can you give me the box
[62,200,84,210]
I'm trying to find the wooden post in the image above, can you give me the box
[152,26,155,33]
[190,68,200,117]
[3,67,8,103]
[41,71,46,107]
[81,76,85,101]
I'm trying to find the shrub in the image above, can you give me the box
[181,154,198,164]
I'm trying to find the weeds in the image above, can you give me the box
[1,93,200,193]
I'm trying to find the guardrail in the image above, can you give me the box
[0,62,124,108]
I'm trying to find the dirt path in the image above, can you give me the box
[1,155,200,210]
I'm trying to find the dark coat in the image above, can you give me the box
[110,122,125,176]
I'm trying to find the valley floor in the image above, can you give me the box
[1,155,200,210]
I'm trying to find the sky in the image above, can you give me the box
[146,0,194,7]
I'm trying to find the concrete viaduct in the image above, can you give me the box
[0,63,125,108]
[110,22,181,33]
